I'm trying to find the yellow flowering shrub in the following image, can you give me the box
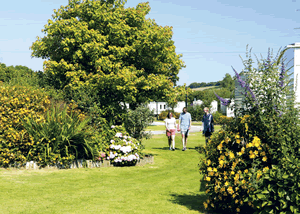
[200,114,277,212]
[200,48,300,213]
[0,85,50,167]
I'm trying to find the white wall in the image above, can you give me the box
[148,101,169,115]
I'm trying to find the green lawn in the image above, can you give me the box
[145,125,165,131]
[0,133,207,214]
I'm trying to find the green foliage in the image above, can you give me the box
[188,81,221,89]
[187,105,203,121]
[199,47,300,213]
[124,104,155,142]
[30,0,185,124]
[186,87,231,109]
[0,63,40,87]
[220,73,235,92]
[211,111,223,124]
[158,110,180,120]
[21,104,94,167]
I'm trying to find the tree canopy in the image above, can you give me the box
[31,0,185,123]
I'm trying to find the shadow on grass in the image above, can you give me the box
[169,192,207,213]
[152,147,175,150]
[152,146,203,151]
[169,192,224,214]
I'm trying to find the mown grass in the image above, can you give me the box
[0,132,207,214]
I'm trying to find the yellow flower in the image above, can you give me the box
[235,199,239,204]
[237,208,241,212]
[237,152,242,156]
[225,181,229,186]
[207,167,212,171]
[203,202,208,209]
[207,159,211,166]
[221,187,225,192]
[206,176,211,181]
[229,151,235,159]
[247,142,253,148]
[217,143,223,150]
[256,173,262,179]
[249,153,256,159]
[253,136,261,147]
[227,186,234,194]
[263,166,269,172]
[244,169,249,173]
[262,156,267,162]
[231,171,235,175]
[241,147,245,154]
[242,179,246,184]
[213,167,217,172]
[234,174,240,181]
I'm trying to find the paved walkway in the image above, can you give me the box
[148,121,202,135]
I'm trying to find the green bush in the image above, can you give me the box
[0,63,40,87]
[211,111,223,124]
[125,104,155,142]
[187,105,203,121]
[199,47,300,213]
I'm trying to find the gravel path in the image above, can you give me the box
[148,122,202,135]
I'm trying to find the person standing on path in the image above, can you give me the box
[164,112,177,150]
[179,107,192,151]
[202,107,214,144]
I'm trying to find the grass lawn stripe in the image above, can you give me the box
[0,132,207,214]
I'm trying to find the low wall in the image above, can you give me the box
[7,155,154,170]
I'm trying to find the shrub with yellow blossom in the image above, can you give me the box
[200,48,300,213]
[0,85,50,167]
[0,84,100,168]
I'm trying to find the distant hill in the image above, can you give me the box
[191,86,220,91]
[188,81,221,89]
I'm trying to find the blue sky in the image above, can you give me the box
[0,0,299,86]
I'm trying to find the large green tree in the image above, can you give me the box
[220,73,234,92]
[30,0,185,123]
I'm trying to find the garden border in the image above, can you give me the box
[6,155,154,170]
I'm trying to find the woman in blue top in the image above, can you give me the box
[202,107,214,144]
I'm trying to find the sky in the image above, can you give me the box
[0,0,300,86]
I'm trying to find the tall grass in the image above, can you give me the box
[22,105,94,166]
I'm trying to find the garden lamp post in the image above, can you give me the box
[185,86,188,108]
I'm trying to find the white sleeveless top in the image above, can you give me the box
[164,117,176,129]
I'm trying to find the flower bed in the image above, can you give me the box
[6,156,154,170]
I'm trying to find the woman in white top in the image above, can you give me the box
[164,112,177,150]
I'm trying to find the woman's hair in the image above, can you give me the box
[167,111,172,119]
